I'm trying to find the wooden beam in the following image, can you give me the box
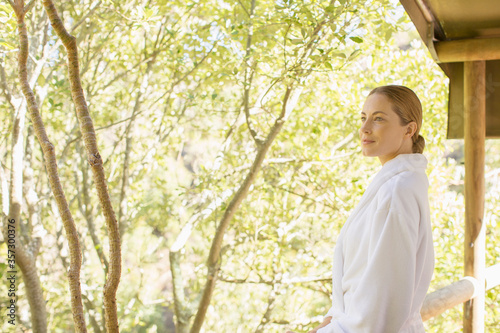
[399,0,433,47]
[399,0,440,62]
[463,60,486,333]
[435,38,500,63]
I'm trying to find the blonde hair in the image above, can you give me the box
[368,85,425,154]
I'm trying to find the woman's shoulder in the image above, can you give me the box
[381,168,428,193]
[376,170,429,212]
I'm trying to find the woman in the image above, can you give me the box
[289,85,434,333]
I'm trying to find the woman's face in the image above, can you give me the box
[359,93,416,165]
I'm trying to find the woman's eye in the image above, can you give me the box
[375,117,383,121]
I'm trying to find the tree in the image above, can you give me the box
[1,0,499,332]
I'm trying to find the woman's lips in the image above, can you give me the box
[362,140,375,145]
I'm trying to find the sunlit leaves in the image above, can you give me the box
[2,0,500,332]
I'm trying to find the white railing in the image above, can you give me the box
[421,263,500,321]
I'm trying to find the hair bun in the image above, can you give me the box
[413,134,425,154]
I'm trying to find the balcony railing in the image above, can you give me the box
[421,263,500,321]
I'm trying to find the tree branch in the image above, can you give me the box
[118,57,156,239]
[42,0,121,331]
[255,284,278,333]
[190,85,294,333]
[219,274,331,286]
[10,3,85,331]
[5,97,48,332]
[237,0,250,17]
[0,62,16,110]
[82,294,104,333]
[70,0,102,33]
[7,0,16,10]
[169,250,191,333]
[24,0,36,14]
[76,144,109,274]
[56,224,104,333]
[170,42,217,88]
[187,4,334,331]
[241,0,264,146]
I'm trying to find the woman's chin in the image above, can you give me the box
[361,149,377,157]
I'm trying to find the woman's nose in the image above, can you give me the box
[360,121,372,133]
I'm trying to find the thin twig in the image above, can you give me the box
[70,1,102,33]
[237,0,250,17]
[0,63,15,109]
[24,0,36,14]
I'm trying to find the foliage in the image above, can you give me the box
[0,0,499,332]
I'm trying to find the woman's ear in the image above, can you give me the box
[406,122,417,138]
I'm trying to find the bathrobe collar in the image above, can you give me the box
[347,153,427,228]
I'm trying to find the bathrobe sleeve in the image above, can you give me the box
[318,207,420,333]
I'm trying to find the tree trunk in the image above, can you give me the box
[7,98,47,332]
[9,1,87,331]
[186,1,336,327]
[190,86,294,333]
[41,1,122,331]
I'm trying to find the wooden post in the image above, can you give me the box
[463,60,486,333]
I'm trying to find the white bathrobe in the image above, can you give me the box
[317,153,434,333]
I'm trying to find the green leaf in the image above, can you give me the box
[384,30,393,42]
[0,38,14,49]
[332,52,346,58]
[348,49,362,60]
[325,5,335,13]
[0,4,13,12]
[349,36,363,43]
[38,74,46,86]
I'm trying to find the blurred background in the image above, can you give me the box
[0,0,498,332]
